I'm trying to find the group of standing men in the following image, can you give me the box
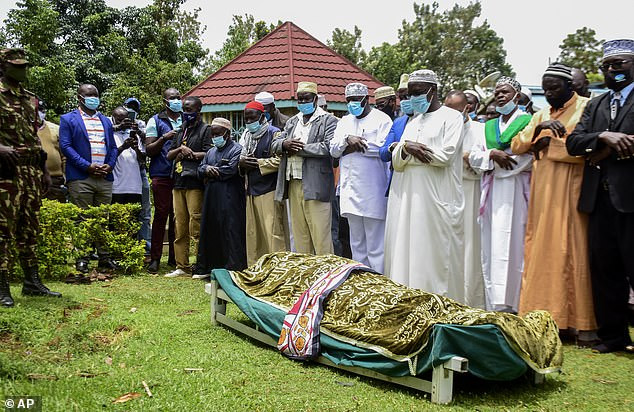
[379,39,634,355]
[1,37,632,355]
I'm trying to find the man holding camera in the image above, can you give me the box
[110,106,145,204]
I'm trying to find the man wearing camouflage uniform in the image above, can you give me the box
[0,48,61,308]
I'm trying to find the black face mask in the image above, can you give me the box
[379,103,395,120]
[4,65,28,83]
[605,70,633,91]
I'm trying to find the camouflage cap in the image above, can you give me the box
[0,48,29,65]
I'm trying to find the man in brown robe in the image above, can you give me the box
[512,63,596,341]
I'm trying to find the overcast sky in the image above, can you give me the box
[1,0,630,85]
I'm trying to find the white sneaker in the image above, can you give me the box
[164,268,187,278]
[191,273,210,280]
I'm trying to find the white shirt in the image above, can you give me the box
[112,125,144,195]
[330,108,392,219]
[462,120,486,181]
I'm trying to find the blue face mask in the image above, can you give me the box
[245,118,262,133]
[264,112,271,121]
[212,135,226,148]
[166,99,183,113]
[411,90,432,114]
[400,99,414,115]
[468,111,477,120]
[496,93,517,115]
[518,104,528,112]
[182,111,197,123]
[81,95,100,111]
[347,99,365,117]
[297,99,316,115]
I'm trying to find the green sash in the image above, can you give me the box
[485,114,532,150]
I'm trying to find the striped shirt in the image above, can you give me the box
[80,108,107,165]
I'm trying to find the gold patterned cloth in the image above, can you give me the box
[231,252,563,373]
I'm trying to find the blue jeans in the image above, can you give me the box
[139,169,152,255]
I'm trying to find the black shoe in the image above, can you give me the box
[167,259,176,268]
[147,260,160,273]
[0,271,14,308]
[97,259,119,271]
[591,342,626,354]
[22,266,62,298]
[75,259,89,273]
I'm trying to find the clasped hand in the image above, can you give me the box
[403,140,434,163]
[205,165,220,178]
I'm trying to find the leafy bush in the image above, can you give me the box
[12,200,145,280]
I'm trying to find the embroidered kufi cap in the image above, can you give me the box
[345,82,369,97]
[211,117,232,131]
[602,39,634,60]
[398,73,409,90]
[408,69,438,85]
[375,86,395,100]
[496,76,521,93]
[297,81,318,94]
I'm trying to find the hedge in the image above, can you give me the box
[10,200,145,280]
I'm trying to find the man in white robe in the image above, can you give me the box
[384,70,465,301]
[330,83,392,272]
[469,76,532,313]
[445,90,486,308]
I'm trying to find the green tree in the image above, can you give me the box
[393,1,513,92]
[3,0,58,56]
[362,42,408,89]
[356,2,512,92]
[205,14,281,73]
[328,26,366,65]
[558,27,603,80]
[2,0,208,119]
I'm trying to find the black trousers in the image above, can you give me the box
[588,187,634,348]
[111,193,142,205]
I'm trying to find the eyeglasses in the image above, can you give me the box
[599,59,633,72]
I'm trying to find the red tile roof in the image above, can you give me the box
[186,22,385,106]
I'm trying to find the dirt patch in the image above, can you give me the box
[86,305,106,320]
[90,324,132,347]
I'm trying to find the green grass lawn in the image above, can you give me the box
[1,268,632,411]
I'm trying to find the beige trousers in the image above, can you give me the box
[173,188,203,271]
[246,191,287,265]
[288,179,333,255]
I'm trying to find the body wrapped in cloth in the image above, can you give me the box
[215,252,562,379]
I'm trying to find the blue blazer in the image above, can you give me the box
[379,115,410,162]
[59,109,117,182]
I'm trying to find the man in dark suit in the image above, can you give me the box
[567,39,634,353]
[59,83,118,272]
